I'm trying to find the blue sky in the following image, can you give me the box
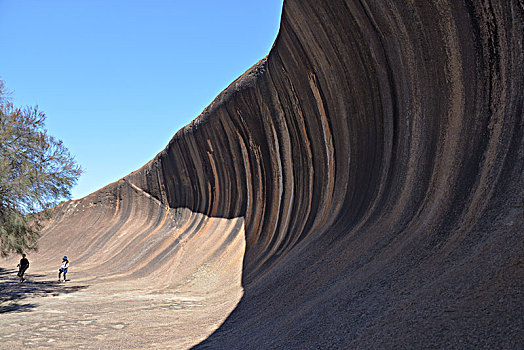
[0,0,283,199]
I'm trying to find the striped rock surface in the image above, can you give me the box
[3,0,523,348]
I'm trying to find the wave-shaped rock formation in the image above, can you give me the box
[11,0,523,348]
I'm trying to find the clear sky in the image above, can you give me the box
[0,0,283,199]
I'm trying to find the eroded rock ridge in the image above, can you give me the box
[31,0,523,348]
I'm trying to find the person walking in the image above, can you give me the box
[17,254,29,282]
[58,256,69,282]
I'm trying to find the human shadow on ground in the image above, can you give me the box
[0,267,88,314]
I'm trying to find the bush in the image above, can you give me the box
[0,80,82,257]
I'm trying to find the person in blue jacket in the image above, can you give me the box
[58,256,69,282]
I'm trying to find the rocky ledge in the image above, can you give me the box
[5,0,522,348]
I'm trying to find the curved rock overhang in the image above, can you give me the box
[23,0,524,348]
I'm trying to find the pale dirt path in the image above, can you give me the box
[0,267,243,349]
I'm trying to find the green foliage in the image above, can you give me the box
[0,80,82,257]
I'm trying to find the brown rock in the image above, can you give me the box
[2,0,522,348]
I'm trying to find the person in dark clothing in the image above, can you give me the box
[17,254,29,282]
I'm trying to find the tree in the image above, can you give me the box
[0,80,82,257]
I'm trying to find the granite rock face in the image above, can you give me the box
[35,0,524,348]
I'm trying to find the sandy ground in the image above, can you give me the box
[0,267,243,349]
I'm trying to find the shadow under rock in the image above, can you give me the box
[0,267,88,314]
